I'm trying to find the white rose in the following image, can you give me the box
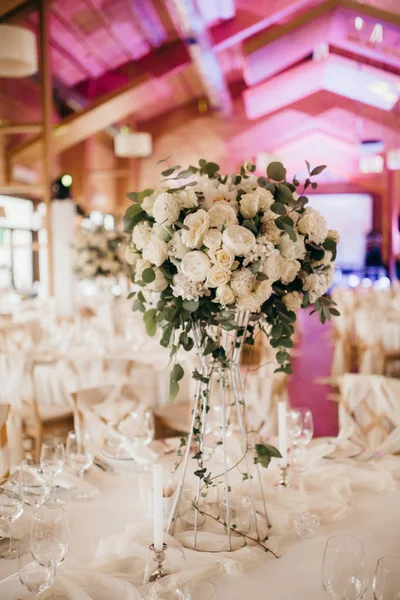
[148,269,168,292]
[203,229,222,249]
[153,193,180,225]
[141,188,166,217]
[175,189,198,210]
[223,225,256,256]
[124,244,139,266]
[181,250,211,282]
[256,188,275,212]
[281,259,301,284]
[208,246,235,269]
[230,268,255,297]
[135,258,152,281]
[168,230,190,260]
[297,208,328,244]
[196,178,238,209]
[255,280,273,303]
[142,237,168,267]
[206,265,231,288]
[240,193,259,219]
[182,209,210,249]
[261,220,281,245]
[283,291,302,311]
[132,221,152,251]
[262,249,284,282]
[279,233,306,260]
[215,285,235,306]
[208,201,238,230]
[237,175,257,193]
[328,229,340,243]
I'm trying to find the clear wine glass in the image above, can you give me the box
[19,457,51,508]
[19,550,55,599]
[373,556,400,600]
[118,410,155,468]
[65,430,94,502]
[31,505,70,568]
[118,410,155,445]
[0,487,24,559]
[322,535,368,600]
[290,408,314,470]
[180,581,219,600]
[40,439,65,501]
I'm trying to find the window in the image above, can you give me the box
[0,196,47,293]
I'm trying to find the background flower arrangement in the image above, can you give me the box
[123,158,339,401]
[73,226,126,279]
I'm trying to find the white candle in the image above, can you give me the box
[153,463,164,551]
[278,401,288,468]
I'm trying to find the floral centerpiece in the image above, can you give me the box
[123,159,339,552]
[73,226,126,279]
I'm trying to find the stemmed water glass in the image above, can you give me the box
[65,430,94,502]
[0,487,24,559]
[289,408,314,470]
[19,550,55,599]
[18,457,51,508]
[118,410,155,467]
[322,535,368,600]
[30,505,70,600]
[373,556,400,599]
[40,439,65,502]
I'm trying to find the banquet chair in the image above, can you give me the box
[337,373,400,456]
[0,319,41,354]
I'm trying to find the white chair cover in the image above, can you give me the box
[338,374,400,455]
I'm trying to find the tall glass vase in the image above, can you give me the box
[167,311,271,552]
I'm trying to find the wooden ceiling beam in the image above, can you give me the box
[8,74,149,165]
[0,0,39,22]
[0,123,42,134]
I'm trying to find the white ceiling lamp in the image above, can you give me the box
[387,149,400,170]
[359,155,384,174]
[0,25,38,77]
[114,128,153,158]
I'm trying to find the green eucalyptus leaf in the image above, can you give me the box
[126,192,138,203]
[183,299,199,312]
[305,160,311,175]
[203,162,220,175]
[161,167,179,177]
[169,380,179,403]
[143,309,157,336]
[142,268,156,284]
[242,219,258,236]
[171,363,184,382]
[271,202,286,216]
[282,222,297,242]
[310,165,327,176]
[125,204,143,219]
[156,155,172,165]
[267,161,286,182]
[257,176,267,187]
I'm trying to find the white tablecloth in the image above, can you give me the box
[1,459,399,598]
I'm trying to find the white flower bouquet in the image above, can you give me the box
[124,159,339,400]
[73,226,126,280]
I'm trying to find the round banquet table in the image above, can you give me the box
[0,459,399,599]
